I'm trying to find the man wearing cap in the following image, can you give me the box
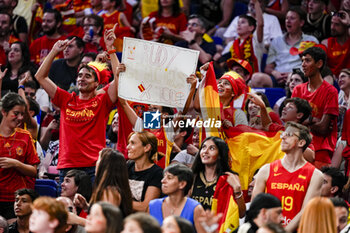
[227,58,253,84]
[321,10,350,77]
[35,27,120,184]
[233,193,283,233]
[226,58,252,110]
[252,122,323,232]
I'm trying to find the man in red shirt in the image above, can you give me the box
[35,27,119,186]
[252,122,323,233]
[29,9,66,67]
[321,11,350,77]
[292,47,339,168]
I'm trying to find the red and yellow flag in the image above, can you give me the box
[198,62,223,139]
[212,175,239,233]
[224,125,284,190]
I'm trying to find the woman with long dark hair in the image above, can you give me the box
[1,41,33,96]
[190,137,245,216]
[74,148,133,217]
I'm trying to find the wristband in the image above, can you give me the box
[18,85,25,90]
[215,25,220,29]
[108,49,117,54]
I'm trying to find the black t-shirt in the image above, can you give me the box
[175,39,217,68]
[303,14,331,42]
[49,59,78,91]
[127,161,163,202]
[12,15,28,39]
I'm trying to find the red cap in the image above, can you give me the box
[226,58,253,76]
[219,71,247,99]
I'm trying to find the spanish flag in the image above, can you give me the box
[211,175,239,233]
[198,62,223,139]
[224,125,284,190]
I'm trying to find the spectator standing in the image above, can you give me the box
[35,28,119,185]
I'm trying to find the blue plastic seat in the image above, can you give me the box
[35,179,58,197]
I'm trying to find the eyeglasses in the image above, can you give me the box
[280,131,301,139]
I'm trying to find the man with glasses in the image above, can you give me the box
[175,14,216,68]
[252,121,323,233]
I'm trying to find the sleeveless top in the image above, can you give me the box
[149,197,200,225]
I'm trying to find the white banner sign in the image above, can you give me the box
[118,37,199,108]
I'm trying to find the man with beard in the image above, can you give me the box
[9,189,39,233]
[29,9,66,67]
[292,47,339,169]
[321,10,350,77]
[48,36,85,91]
[0,12,19,65]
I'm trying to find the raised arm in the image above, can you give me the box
[106,24,121,104]
[251,163,270,199]
[253,0,264,43]
[35,38,75,98]
[18,74,38,140]
[247,92,272,129]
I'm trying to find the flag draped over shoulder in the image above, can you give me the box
[224,125,284,190]
[198,62,223,139]
[212,175,239,233]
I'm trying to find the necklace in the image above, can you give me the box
[1,131,16,156]
[167,197,186,216]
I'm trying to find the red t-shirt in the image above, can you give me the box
[0,128,40,202]
[266,160,315,226]
[292,81,338,163]
[102,10,122,30]
[326,37,350,77]
[52,87,115,169]
[148,11,187,44]
[29,35,66,66]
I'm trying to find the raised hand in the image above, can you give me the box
[52,37,76,54]
[0,66,8,81]
[104,24,117,50]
